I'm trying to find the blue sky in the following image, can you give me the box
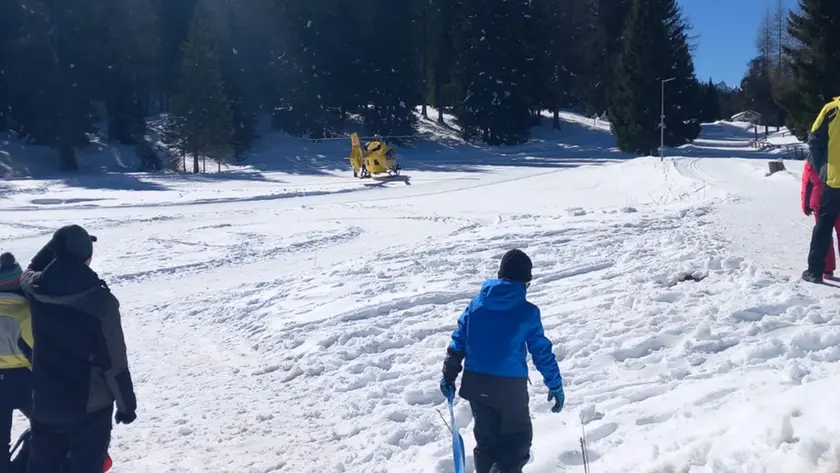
[678,0,799,87]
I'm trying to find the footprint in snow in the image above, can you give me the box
[403,389,440,406]
[435,456,475,473]
[635,412,673,426]
[692,387,737,406]
[584,422,618,442]
[387,411,409,423]
[558,448,601,466]
[624,384,670,403]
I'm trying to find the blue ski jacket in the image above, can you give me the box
[448,279,562,390]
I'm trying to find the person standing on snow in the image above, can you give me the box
[803,96,840,283]
[20,225,137,473]
[801,159,840,279]
[439,249,564,473]
[0,253,33,473]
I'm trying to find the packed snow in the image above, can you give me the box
[3,113,840,473]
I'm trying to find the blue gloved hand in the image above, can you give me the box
[547,386,565,413]
[440,378,455,399]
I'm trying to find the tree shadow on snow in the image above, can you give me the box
[146,169,290,184]
[234,113,635,176]
[59,173,171,191]
[2,171,173,192]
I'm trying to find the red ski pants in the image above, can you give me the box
[815,214,840,273]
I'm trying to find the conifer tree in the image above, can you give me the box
[699,79,722,123]
[608,0,700,154]
[780,0,840,140]
[740,57,777,131]
[743,6,787,130]
[3,5,55,142]
[430,0,460,124]
[103,0,158,144]
[149,0,198,112]
[538,0,590,129]
[0,1,24,132]
[359,0,421,137]
[455,0,535,144]
[718,86,744,121]
[173,2,233,173]
[585,0,632,116]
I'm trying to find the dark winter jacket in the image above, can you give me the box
[20,249,136,425]
[808,96,840,189]
[442,279,562,399]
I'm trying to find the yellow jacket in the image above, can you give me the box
[808,97,840,188]
[0,292,33,370]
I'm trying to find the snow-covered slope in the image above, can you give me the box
[1,108,632,179]
[0,131,143,178]
[5,119,840,473]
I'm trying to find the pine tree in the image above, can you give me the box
[19,0,108,169]
[699,79,722,123]
[359,0,421,137]
[103,0,158,144]
[173,2,233,173]
[780,0,840,140]
[455,0,535,144]
[0,1,23,131]
[746,5,787,130]
[772,0,789,74]
[584,0,632,116]
[149,0,198,112]
[430,0,460,124]
[419,0,432,119]
[718,86,745,121]
[756,10,777,66]
[740,57,777,131]
[538,0,590,129]
[268,0,364,138]
[204,0,274,157]
[608,0,701,154]
[3,4,55,142]
[768,0,794,128]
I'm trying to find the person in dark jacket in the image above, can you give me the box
[801,159,840,279]
[803,96,840,283]
[439,249,564,473]
[20,225,137,473]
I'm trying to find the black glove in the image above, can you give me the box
[805,206,813,216]
[441,347,464,387]
[115,411,136,425]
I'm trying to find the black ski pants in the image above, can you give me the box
[26,406,112,473]
[808,185,840,275]
[469,396,533,473]
[1,368,32,473]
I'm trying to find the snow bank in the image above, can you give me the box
[1,131,141,178]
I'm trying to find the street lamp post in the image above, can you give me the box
[660,77,676,160]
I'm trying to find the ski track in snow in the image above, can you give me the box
[4,125,840,473]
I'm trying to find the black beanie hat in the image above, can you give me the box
[51,224,97,262]
[498,249,532,283]
[0,252,15,269]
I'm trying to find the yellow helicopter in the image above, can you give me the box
[348,132,401,179]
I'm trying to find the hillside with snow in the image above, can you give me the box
[1,109,634,179]
[4,112,839,473]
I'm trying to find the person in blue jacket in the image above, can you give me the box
[440,249,564,473]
